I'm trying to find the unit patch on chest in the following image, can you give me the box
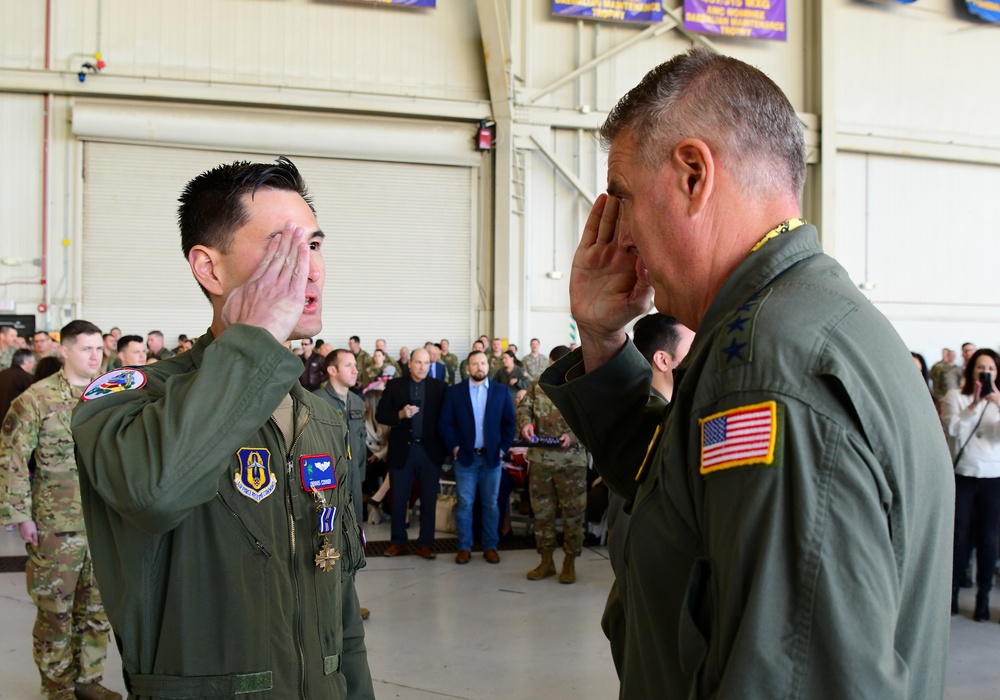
[300,453,337,492]
[235,448,276,502]
[716,288,772,371]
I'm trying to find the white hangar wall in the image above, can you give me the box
[0,0,997,360]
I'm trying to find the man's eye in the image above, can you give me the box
[309,241,322,251]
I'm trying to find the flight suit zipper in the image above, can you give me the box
[214,492,273,558]
[272,403,312,698]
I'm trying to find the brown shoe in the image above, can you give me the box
[484,549,500,564]
[455,549,471,564]
[74,683,123,700]
[412,545,437,560]
[49,691,76,700]
[382,544,409,557]
[359,607,371,620]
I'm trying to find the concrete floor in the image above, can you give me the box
[0,523,997,699]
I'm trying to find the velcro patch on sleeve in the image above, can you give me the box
[82,368,147,401]
[699,401,778,475]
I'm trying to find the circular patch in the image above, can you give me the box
[82,368,147,401]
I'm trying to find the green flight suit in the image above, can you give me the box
[72,325,373,700]
[0,369,112,696]
[541,225,954,699]
[314,384,367,525]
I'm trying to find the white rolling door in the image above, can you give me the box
[81,140,475,355]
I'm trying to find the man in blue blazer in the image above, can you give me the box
[439,350,516,564]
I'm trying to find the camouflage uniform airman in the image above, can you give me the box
[516,378,588,557]
[0,345,16,370]
[488,353,505,379]
[0,369,113,698]
[930,360,962,405]
[522,353,548,383]
[440,352,459,384]
[354,349,373,381]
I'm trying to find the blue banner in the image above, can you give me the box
[966,0,1000,21]
[552,1,664,24]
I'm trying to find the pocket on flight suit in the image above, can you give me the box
[679,557,713,688]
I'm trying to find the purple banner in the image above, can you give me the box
[339,0,436,8]
[683,0,787,41]
[552,1,664,24]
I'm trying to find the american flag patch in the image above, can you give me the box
[699,401,777,475]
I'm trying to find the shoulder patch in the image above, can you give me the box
[82,368,147,401]
[716,287,773,371]
[699,401,778,475]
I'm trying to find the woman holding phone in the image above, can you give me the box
[941,347,1000,621]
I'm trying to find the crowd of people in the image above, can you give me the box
[917,343,1000,624]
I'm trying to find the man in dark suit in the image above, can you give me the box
[424,342,448,382]
[375,347,447,559]
[439,350,516,564]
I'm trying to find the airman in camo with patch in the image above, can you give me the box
[516,378,588,555]
[0,369,112,697]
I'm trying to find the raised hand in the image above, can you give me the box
[221,221,310,343]
[571,194,653,370]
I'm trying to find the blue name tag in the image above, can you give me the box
[300,453,337,492]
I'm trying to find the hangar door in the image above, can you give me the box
[82,141,476,355]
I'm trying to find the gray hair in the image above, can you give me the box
[599,48,805,200]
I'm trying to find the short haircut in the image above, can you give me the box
[599,48,806,200]
[633,314,685,364]
[467,350,487,363]
[33,330,51,340]
[0,325,14,336]
[350,335,361,344]
[103,333,114,342]
[531,338,540,344]
[117,335,144,353]
[549,345,571,363]
[148,330,164,340]
[60,320,102,345]
[325,348,353,371]
[11,348,33,369]
[178,334,189,342]
[177,157,314,299]
[962,342,975,350]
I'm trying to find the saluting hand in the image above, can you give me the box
[571,195,653,369]
[221,222,309,343]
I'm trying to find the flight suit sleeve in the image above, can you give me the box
[339,575,375,700]
[691,394,907,699]
[0,390,40,524]
[71,324,305,534]
[539,342,664,503]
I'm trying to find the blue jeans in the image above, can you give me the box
[455,454,501,551]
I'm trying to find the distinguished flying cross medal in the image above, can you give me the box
[312,482,340,572]
[235,448,277,502]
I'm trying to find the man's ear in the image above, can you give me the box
[672,138,715,217]
[188,245,224,298]
[652,350,672,373]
